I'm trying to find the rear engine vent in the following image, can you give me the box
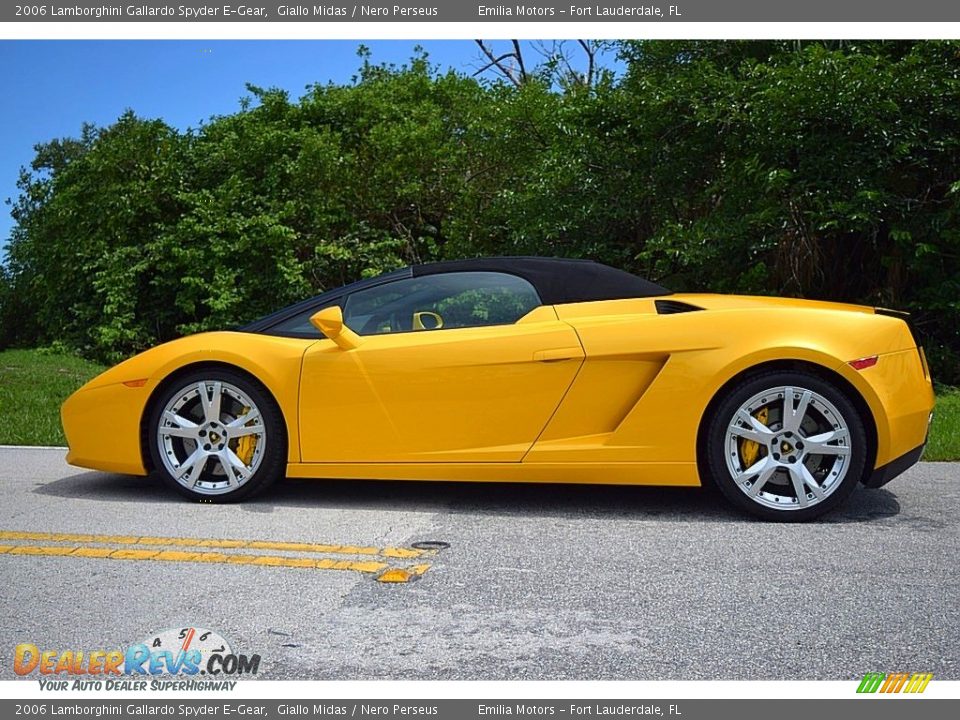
[655,299,704,315]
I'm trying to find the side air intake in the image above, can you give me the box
[655,299,704,315]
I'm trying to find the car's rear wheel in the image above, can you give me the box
[148,368,285,502]
[705,370,868,521]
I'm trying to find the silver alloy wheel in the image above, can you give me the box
[156,380,267,495]
[724,385,852,511]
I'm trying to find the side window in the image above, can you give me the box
[265,299,341,337]
[343,272,541,336]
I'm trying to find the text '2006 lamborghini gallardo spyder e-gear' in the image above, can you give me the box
[61,257,935,521]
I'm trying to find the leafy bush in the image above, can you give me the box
[2,42,959,381]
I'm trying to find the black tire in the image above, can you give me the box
[147,368,286,503]
[704,370,868,522]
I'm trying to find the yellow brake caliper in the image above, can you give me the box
[740,406,768,467]
[234,405,257,465]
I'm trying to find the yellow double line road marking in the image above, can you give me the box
[0,530,434,580]
[0,530,427,558]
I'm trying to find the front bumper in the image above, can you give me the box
[61,381,150,476]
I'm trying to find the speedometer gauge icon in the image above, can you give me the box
[139,627,233,673]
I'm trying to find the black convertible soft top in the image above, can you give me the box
[242,257,670,334]
[412,257,671,305]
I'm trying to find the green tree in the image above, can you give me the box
[3,42,959,381]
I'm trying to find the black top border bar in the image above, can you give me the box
[5,1,960,23]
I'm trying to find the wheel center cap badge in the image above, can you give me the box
[781,441,793,453]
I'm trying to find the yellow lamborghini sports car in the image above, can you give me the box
[61,257,935,520]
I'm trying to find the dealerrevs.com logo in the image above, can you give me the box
[857,672,934,694]
[14,627,260,691]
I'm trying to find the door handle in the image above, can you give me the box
[533,347,581,362]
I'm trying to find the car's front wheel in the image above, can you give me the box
[705,370,868,521]
[147,368,285,502]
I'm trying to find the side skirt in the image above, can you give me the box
[285,461,700,487]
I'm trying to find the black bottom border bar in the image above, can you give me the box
[2,698,957,720]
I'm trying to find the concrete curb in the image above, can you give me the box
[0,445,67,450]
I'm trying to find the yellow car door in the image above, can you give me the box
[298,271,584,463]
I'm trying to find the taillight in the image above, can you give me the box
[849,356,879,371]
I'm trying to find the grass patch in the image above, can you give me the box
[0,349,106,445]
[0,347,958,460]
[925,387,960,462]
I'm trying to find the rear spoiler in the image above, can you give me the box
[875,307,929,377]
[875,307,919,347]
[874,307,910,321]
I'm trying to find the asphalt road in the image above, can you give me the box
[1,447,958,681]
